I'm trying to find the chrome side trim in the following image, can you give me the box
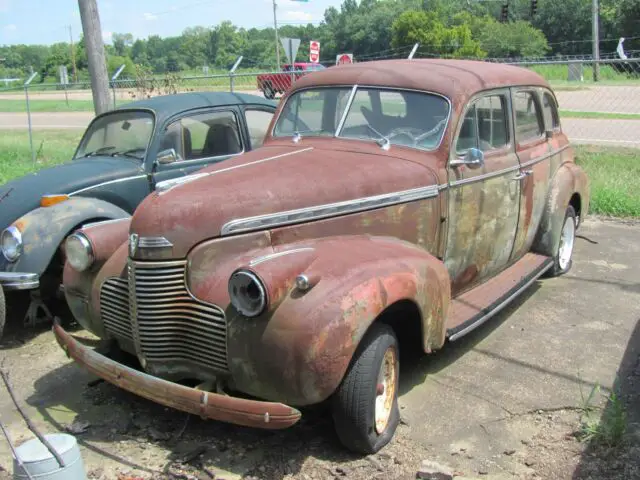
[221,184,440,236]
[0,272,40,290]
[81,218,130,230]
[69,175,147,196]
[138,236,173,248]
[449,165,521,188]
[249,247,315,267]
[204,147,314,180]
[519,144,570,169]
[448,260,553,341]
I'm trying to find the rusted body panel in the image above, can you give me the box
[53,322,301,429]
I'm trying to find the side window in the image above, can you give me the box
[455,94,509,153]
[164,110,242,162]
[514,91,544,142]
[245,109,274,148]
[542,92,560,131]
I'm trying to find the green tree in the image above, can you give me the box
[112,33,134,57]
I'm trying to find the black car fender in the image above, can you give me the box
[7,197,131,277]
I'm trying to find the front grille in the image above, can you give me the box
[131,260,229,372]
[100,277,133,341]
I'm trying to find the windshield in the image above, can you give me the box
[274,87,450,151]
[75,110,154,160]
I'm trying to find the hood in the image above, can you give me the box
[130,141,439,258]
[0,157,143,230]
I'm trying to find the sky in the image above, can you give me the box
[0,0,343,46]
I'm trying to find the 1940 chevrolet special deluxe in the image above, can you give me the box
[54,59,589,454]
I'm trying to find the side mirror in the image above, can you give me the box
[450,147,484,170]
[156,148,177,166]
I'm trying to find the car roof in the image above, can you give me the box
[291,59,551,100]
[114,91,277,124]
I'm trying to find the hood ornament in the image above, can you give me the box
[129,233,139,257]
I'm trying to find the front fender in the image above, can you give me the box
[191,235,450,406]
[6,197,130,277]
[532,162,590,258]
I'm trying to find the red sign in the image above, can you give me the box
[310,40,320,63]
[336,53,353,65]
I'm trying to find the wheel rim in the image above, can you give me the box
[375,346,397,434]
[558,215,576,270]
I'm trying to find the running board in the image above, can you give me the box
[446,253,553,341]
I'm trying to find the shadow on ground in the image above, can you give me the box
[572,318,640,480]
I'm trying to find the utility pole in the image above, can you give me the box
[592,0,600,82]
[77,0,110,115]
[272,0,281,70]
[68,25,78,83]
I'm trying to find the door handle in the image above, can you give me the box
[512,169,533,181]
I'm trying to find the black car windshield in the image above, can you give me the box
[273,87,450,151]
[75,110,154,160]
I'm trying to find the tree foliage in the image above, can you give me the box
[0,0,638,81]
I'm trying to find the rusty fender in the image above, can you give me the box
[52,322,301,429]
[532,162,590,258]
[7,197,130,277]
[189,235,450,406]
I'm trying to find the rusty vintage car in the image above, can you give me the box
[54,59,589,454]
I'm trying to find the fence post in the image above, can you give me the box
[111,64,126,110]
[24,72,38,165]
[229,56,243,93]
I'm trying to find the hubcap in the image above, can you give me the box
[375,346,397,434]
[558,215,576,270]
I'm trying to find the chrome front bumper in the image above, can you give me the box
[0,272,39,290]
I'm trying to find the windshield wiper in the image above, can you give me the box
[111,148,145,160]
[365,124,390,150]
[77,146,117,158]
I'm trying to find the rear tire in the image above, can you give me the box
[548,205,576,277]
[0,285,5,341]
[331,323,400,454]
[263,83,275,100]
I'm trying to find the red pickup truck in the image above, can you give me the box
[257,63,326,99]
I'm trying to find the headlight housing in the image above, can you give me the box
[65,233,94,272]
[1,226,23,262]
[228,270,267,317]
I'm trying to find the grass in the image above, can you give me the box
[0,130,83,185]
[560,110,640,120]
[575,146,640,218]
[529,64,640,84]
[0,99,95,113]
[577,382,627,448]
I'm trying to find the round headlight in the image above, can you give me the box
[228,270,267,317]
[65,233,94,272]
[1,226,23,262]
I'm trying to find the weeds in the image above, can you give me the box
[577,382,627,448]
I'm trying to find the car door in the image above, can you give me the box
[151,108,245,185]
[444,90,521,295]
[509,89,553,261]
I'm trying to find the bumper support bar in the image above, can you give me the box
[0,272,39,290]
[52,323,302,430]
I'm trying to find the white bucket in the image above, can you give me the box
[12,433,86,480]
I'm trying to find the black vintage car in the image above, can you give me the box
[0,92,277,338]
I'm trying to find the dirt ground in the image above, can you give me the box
[0,216,639,480]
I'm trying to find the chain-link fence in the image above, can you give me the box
[1,56,638,152]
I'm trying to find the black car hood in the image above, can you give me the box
[0,156,144,230]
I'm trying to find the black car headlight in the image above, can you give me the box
[65,233,94,272]
[1,226,23,262]
[228,269,267,317]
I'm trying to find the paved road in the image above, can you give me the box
[0,218,638,479]
[0,111,93,129]
[555,85,640,114]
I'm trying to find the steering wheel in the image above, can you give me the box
[386,127,423,145]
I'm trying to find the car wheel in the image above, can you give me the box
[331,322,400,454]
[263,84,275,99]
[0,285,5,340]
[549,205,576,277]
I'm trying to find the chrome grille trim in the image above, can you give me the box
[130,260,229,373]
[100,277,133,341]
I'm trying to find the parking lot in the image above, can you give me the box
[0,217,638,480]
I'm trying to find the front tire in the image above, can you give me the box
[331,323,400,454]
[549,205,576,277]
